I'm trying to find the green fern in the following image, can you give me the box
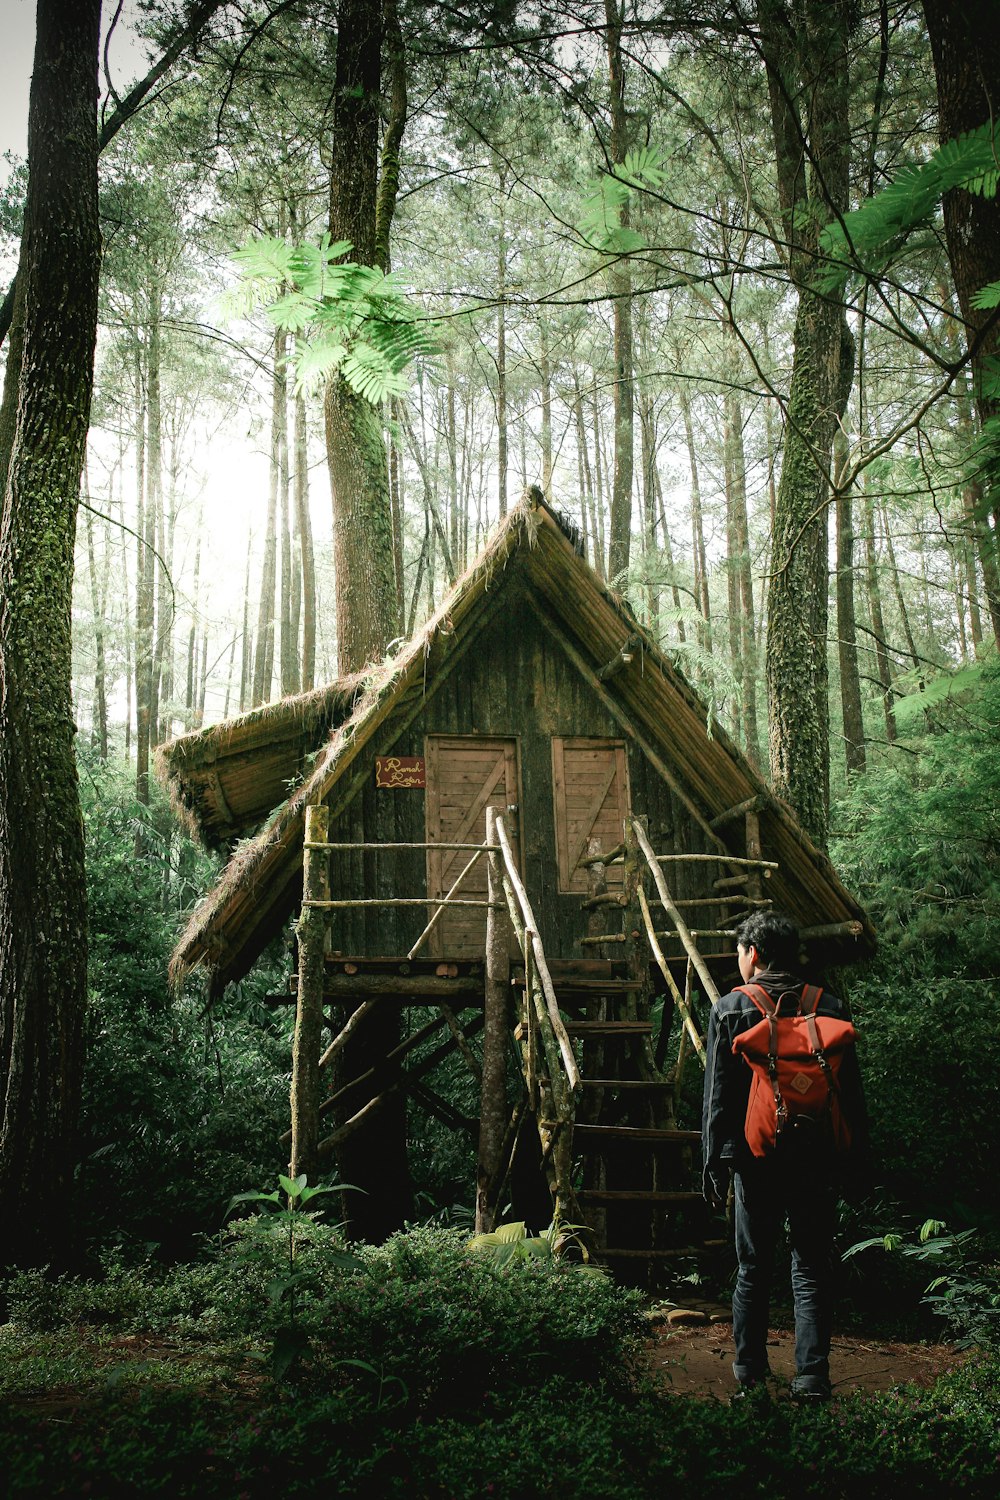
[228,233,437,403]
[818,122,1000,292]
[578,143,666,254]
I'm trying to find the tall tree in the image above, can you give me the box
[324,0,404,673]
[759,0,854,846]
[0,0,102,1266]
[604,0,635,583]
[922,0,1000,647]
[322,0,413,1239]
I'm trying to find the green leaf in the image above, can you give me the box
[226,1190,281,1216]
[819,123,1000,293]
[971,279,1000,310]
[278,1172,309,1200]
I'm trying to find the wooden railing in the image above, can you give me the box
[487,808,581,1228]
[290,804,502,1182]
[289,803,583,1236]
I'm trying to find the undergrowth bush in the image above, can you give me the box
[77,756,292,1258]
[2,1222,999,1497]
[831,662,1000,1223]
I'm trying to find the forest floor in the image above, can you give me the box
[644,1304,964,1401]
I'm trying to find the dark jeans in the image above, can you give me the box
[731,1145,838,1392]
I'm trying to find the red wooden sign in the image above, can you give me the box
[375,755,426,788]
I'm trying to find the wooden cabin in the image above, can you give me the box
[159,491,874,1279]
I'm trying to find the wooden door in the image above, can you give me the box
[425,736,520,957]
[552,737,630,893]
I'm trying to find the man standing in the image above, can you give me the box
[702,911,868,1401]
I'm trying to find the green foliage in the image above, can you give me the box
[891,660,988,731]
[2,1229,1000,1497]
[831,665,1000,1215]
[224,1174,363,1379]
[845,1220,1000,1350]
[227,233,437,401]
[578,145,666,253]
[467,1216,601,1269]
[78,756,292,1257]
[819,122,1000,291]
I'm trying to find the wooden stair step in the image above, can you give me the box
[554,980,644,993]
[580,1078,672,1090]
[573,1124,700,1144]
[600,1246,718,1260]
[578,1190,703,1203]
[564,1020,652,1035]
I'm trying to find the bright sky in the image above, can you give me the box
[1,1,152,184]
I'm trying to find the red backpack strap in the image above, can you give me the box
[800,983,824,1014]
[734,983,776,1017]
[734,985,786,1132]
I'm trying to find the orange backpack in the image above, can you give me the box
[731,983,856,1157]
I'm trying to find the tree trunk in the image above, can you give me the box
[679,386,712,653]
[322,0,412,1236]
[539,322,553,496]
[605,0,634,583]
[0,0,101,1267]
[834,426,866,776]
[186,535,202,722]
[324,0,403,676]
[276,327,297,697]
[239,531,253,713]
[252,381,279,704]
[294,385,317,689]
[83,472,108,760]
[134,332,155,823]
[496,170,509,519]
[760,0,852,847]
[722,360,761,767]
[861,483,897,743]
[591,376,607,579]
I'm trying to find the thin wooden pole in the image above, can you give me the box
[631,817,722,1006]
[319,996,379,1070]
[408,846,485,959]
[637,885,706,1065]
[290,804,328,1181]
[477,806,511,1233]
[495,814,581,1093]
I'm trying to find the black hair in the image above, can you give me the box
[735,911,801,972]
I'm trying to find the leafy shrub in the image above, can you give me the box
[831,664,1000,1220]
[77,756,293,1257]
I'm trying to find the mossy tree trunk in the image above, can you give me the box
[321,0,412,1238]
[605,0,634,585]
[324,0,403,675]
[0,0,101,1267]
[760,0,853,847]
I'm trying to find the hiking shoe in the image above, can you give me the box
[790,1380,831,1403]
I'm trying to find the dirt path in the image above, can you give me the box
[645,1308,962,1401]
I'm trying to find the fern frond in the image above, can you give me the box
[819,122,1000,293]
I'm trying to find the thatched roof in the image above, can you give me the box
[156,676,370,849]
[169,494,875,995]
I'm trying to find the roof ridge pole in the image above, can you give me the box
[290,803,329,1184]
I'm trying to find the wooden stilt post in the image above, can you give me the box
[477,806,510,1233]
[290,803,329,1183]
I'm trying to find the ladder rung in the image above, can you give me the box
[600,1246,711,1260]
[564,1021,652,1035]
[578,1190,703,1203]
[580,1078,672,1089]
[573,1124,700,1144]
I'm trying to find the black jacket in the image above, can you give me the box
[701,968,869,1202]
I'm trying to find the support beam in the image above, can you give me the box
[477,806,512,1233]
[289,804,328,1181]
